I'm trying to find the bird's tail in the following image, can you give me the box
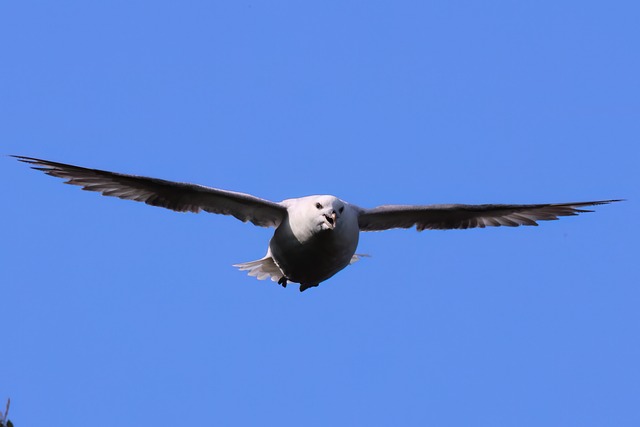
[233,256,284,282]
[350,253,370,264]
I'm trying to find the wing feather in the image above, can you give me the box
[14,156,287,228]
[358,200,621,231]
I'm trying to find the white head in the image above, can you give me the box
[282,195,355,241]
[310,195,347,231]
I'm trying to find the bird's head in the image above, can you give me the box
[311,195,346,231]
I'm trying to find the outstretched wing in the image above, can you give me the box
[14,156,287,228]
[357,200,621,231]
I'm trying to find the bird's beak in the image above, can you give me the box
[325,211,338,229]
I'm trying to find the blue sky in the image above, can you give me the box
[2,1,639,426]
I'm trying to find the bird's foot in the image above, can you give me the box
[299,283,319,292]
[277,277,288,288]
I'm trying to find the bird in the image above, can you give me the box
[13,155,621,292]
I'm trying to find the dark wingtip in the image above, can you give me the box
[11,155,40,164]
[597,199,625,204]
[12,155,57,173]
[567,199,625,209]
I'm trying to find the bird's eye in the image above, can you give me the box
[339,206,344,213]
[315,203,323,209]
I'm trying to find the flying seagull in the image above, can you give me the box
[14,156,620,292]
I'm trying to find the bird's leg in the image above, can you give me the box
[299,283,319,292]
[277,276,288,288]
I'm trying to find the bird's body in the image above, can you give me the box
[267,196,360,290]
[13,156,621,292]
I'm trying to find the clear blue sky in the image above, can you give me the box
[2,1,639,426]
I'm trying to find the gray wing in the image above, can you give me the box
[357,200,621,231]
[14,156,287,228]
